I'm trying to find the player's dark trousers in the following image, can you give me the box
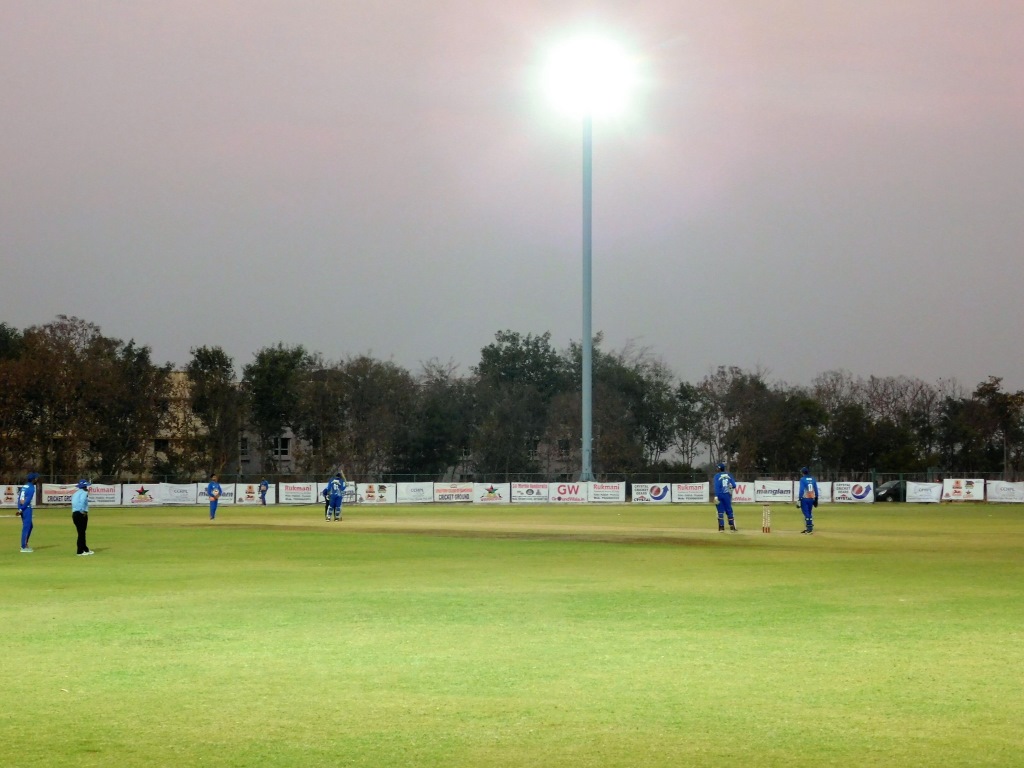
[73,511,89,553]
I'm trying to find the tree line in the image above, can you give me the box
[2,316,1022,482]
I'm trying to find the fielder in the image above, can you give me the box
[17,471,39,553]
[798,467,819,534]
[259,478,269,506]
[206,474,223,520]
[713,462,738,531]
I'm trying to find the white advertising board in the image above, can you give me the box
[631,483,672,503]
[510,482,550,503]
[473,483,511,503]
[906,482,942,503]
[357,483,397,504]
[729,482,756,504]
[279,482,317,504]
[548,482,587,503]
[833,482,874,503]
[588,482,625,502]
[433,483,473,503]
[397,482,433,504]
[754,480,795,503]
[942,478,984,501]
[671,482,709,503]
[123,483,161,505]
[159,483,196,505]
[985,480,1024,502]
[235,482,277,505]
[41,483,78,505]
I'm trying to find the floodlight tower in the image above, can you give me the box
[543,36,637,482]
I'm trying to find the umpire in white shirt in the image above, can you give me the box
[71,480,94,556]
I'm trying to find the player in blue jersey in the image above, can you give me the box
[326,473,346,521]
[713,462,738,532]
[206,474,223,520]
[259,478,269,506]
[17,472,39,552]
[797,467,819,534]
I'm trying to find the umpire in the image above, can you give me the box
[71,479,95,556]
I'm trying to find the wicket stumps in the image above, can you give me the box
[761,504,772,533]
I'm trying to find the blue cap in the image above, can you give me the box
[716,462,726,471]
[77,479,91,489]
[800,467,809,474]
[27,472,39,482]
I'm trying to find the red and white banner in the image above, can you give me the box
[986,480,1024,502]
[235,482,277,505]
[123,483,160,505]
[671,482,709,503]
[549,482,587,503]
[397,482,433,503]
[907,482,942,503]
[632,483,672,503]
[279,482,317,504]
[754,480,795,503]
[473,483,511,503]
[942,478,984,501]
[510,482,550,503]
[833,482,875,503]
[0,484,19,507]
[433,482,473,503]
[41,483,78,505]
[357,482,397,504]
[730,482,756,504]
[588,482,625,502]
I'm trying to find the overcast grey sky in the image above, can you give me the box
[2,1,1022,389]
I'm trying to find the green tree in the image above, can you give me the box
[242,344,313,472]
[186,346,244,476]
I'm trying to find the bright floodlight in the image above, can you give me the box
[542,36,637,119]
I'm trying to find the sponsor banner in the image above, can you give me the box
[397,482,433,504]
[279,482,316,504]
[549,482,587,503]
[907,482,943,503]
[473,483,511,503]
[986,480,1024,503]
[41,483,79,505]
[159,484,196,505]
[816,482,833,503]
[942,478,984,501]
[235,483,277,505]
[198,483,235,505]
[589,482,625,503]
[510,482,550,504]
[632,483,672,503]
[730,482,756,504]
[357,482,397,504]
[434,482,473,503]
[671,482,709,503]
[84,484,120,506]
[754,480,795,503]
[1,484,20,507]
[123,483,161,505]
[833,482,874,503]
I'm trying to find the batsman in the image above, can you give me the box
[713,462,738,532]
[326,472,347,521]
[798,467,819,534]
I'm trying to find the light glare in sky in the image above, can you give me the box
[542,36,638,119]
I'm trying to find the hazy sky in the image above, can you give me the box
[3,1,1022,390]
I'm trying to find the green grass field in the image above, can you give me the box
[3,502,1022,767]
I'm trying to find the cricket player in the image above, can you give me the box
[71,479,94,556]
[326,473,346,521]
[798,467,819,534]
[17,472,39,552]
[713,462,738,531]
[206,474,223,520]
[259,478,269,506]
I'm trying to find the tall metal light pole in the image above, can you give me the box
[543,35,635,483]
[580,114,594,481]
